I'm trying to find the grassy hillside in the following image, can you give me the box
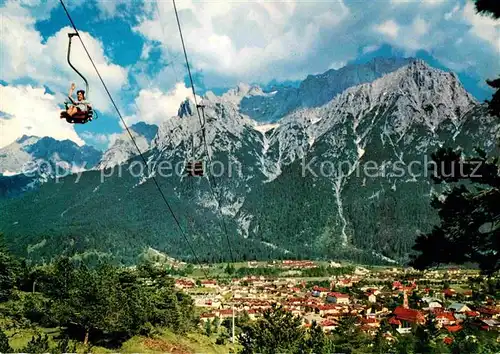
[3,325,237,354]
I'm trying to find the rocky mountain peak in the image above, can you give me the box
[98,122,158,170]
[1,57,498,265]
[15,135,41,146]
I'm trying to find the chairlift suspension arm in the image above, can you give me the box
[191,106,207,158]
[67,33,89,99]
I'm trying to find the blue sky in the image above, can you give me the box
[0,0,498,150]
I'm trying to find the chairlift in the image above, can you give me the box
[59,33,96,124]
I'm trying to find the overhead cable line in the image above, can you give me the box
[153,0,224,262]
[154,0,181,83]
[172,0,235,264]
[58,0,209,277]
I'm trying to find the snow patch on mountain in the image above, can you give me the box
[372,251,397,264]
[212,83,268,107]
[260,241,292,254]
[1,170,19,177]
[237,213,254,238]
[220,195,245,217]
[254,123,279,134]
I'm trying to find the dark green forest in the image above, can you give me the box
[0,235,197,351]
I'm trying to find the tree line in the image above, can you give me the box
[0,234,197,351]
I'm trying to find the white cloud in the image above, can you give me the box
[374,16,434,51]
[129,0,497,92]
[412,17,429,36]
[391,0,447,5]
[422,0,448,5]
[329,61,347,70]
[125,82,202,126]
[444,4,460,20]
[2,0,59,21]
[362,45,381,54]
[140,42,153,60]
[94,0,135,19]
[462,1,500,52]
[375,20,400,39]
[134,0,350,83]
[80,131,111,145]
[0,1,128,115]
[79,131,121,149]
[0,84,84,148]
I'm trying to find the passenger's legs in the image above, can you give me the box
[67,106,77,116]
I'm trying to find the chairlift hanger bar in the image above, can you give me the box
[67,33,89,98]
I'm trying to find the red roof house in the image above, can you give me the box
[393,306,426,325]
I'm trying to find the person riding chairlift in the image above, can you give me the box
[65,83,91,117]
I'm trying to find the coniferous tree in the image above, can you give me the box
[475,0,500,22]
[53,336,78,354]
[21,334,50,354]
[212,317,220,334]
[205,320,212,337]
[372,319,392,353]
[238,306,305,354]
[410,1,500,275]
[300,320,329,354]
[0,233,20,302]
[0,329,12,353]
[331,316,370,353]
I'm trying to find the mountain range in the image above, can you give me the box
[1,57,498,265]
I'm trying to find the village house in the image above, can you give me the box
[337,278,354,287]
[448,303,472,313]
[435,312,457,327]
[477,306,500,319]
[319,319,337,332]
[391,306,426,333]
[366,291,377,303]
[217,309,234,319]
[315,304,342,317]
[366,306,389,318]
[200,280,218,288]
[312,286,330,297]
[443,288,457,298]
[392,281,403,290]
[281,260,317,269]
[361,316,380,328]
[422,297,442,311]
[175,279,195,289]
[474,318,500,331]
[327,292,350,304]
[193,296,222,308]
[199,312,216,323]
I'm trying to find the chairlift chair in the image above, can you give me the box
[185,161,204,177]
[59,33,95,124]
